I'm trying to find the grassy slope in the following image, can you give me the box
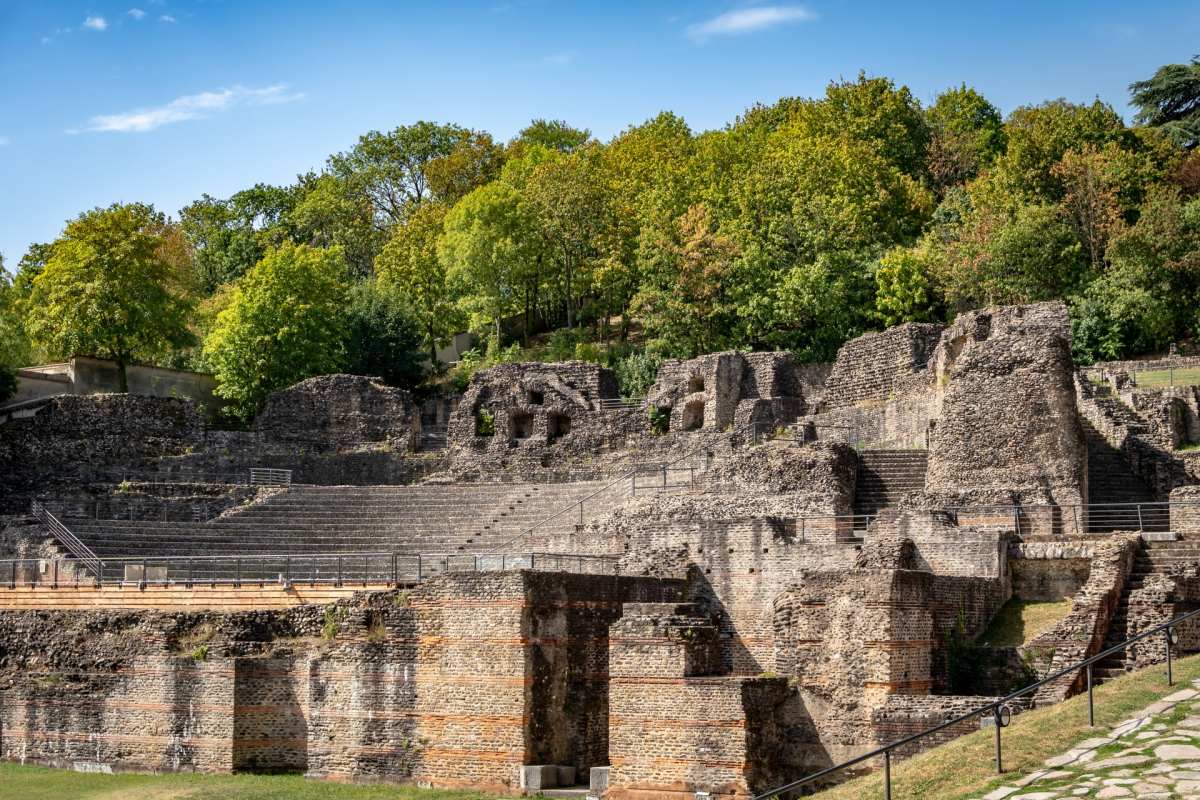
[978,598,1072,648]
[0,767,503,800]
[810,653,1200,800]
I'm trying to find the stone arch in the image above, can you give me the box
[681,399,705,431]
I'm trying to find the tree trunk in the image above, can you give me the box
[565,258,574,328]
[116,358,129,393]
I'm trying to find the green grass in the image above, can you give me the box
[0,765,505,800]
[1133,367,1200,388]
[811,652,1200,800]
[978,598,1072,648]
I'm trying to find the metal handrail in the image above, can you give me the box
[0,550,620,589]
[751,603,1200,800]
[30,502,103,578]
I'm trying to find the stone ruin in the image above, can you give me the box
[2,300,1200,798]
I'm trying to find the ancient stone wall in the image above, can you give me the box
[926,303,1087,509]
[0,571,681,792]
[447,361,644,474]
[254,374,419,452]
[606,602,806,800]
[1024,533,1139,704]
[0,395,205,511]
[822,323,942,409]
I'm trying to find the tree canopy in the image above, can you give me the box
[25,203,194,391]
[7,59,1200,412]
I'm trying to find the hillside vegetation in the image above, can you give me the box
[1,58,1198,418]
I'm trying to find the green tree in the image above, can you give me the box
[289,173,383,278]
[26,203,195,392]
[875,245,941,326]
[1130,56,1200,149]
[925,84,1006,190]
[375,202,462,363]
[204,242,349,420]
[425,132,506,205]
[930,202,1086,309]
[439,182,533,346]
[790,73,931,177]
[1073,186,1200,361]
[992,99,1130,202]
[522,146,609,328]
[328,121,472,228]
[512,119,592,154]
[343,280,426,388]
[0,257,24,402]
[179,184,300,292]
[633,204,738,357]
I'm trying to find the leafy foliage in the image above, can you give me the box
[204,243,349,420]
[25,203,195,391]
[343,281,426,389]
[1130,55,1200,149]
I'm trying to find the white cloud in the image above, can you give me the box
[127,8,146,20]
[686,5,817,41]
[159,14,177,23]
[77,85,305,133]
[83,15,109,31]
[542,51,575,66]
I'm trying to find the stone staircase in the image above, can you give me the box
[852,450,929,519]
[61,482,612,561]
[417,424,449,452]
[1094,539,1200,681]
[1083,417,1157,507]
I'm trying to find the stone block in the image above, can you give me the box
[521,765,559,791]
[589,766,610,796]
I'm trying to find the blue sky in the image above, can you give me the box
[1,0,1198,268]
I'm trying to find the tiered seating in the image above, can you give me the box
[62,481,610,561]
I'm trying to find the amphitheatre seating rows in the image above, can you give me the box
[0,583,378,611]
[62,481,612,559]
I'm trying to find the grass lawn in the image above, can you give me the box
[0,765,505,800]
[1133,366,1200,388]
[978,598,1072,648]
[810,652,1200,800]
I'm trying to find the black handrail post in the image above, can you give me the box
[883,750,891,800]
[1087,663,1095,726]
[993,707,1003,773]
[1166,627,1174,686]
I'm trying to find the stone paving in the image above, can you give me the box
[981,680,1200,799]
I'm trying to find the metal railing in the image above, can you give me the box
[249,468,293,487]
[30,502,103,578]
[751,604,1200,800]
[0,551,620,590]
[103,467,293,488]
[596,397,645,411]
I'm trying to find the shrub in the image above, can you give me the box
[616,351,662,398]
[648,405,670,435]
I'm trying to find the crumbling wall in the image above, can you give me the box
[821,323,942,410]
[255,374,419,452]
[926,303,1088,509]
[0,572,679,792]
[447,361,643,474]
[0,395,204,511]
[1023,533,1139,703]
[606,602,807,800]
